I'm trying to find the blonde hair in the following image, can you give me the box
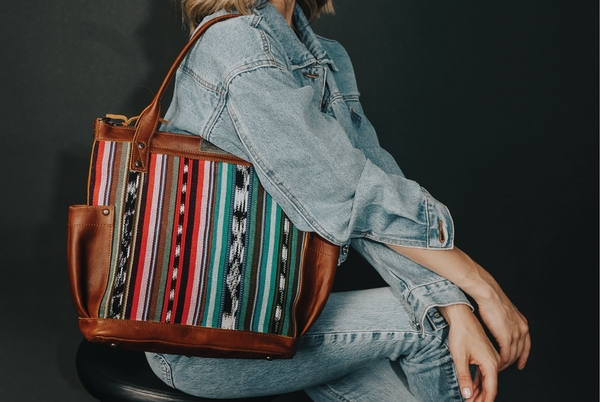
[175,0,334,33]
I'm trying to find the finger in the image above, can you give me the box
[479,362,498,402]
[471,368,483,401]
[499,337,517,371]
[497,336,513,371]
[454,356,474,399]
[517,332,532,370]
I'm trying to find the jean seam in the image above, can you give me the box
[319,384,352,402]
[154,354,175,388]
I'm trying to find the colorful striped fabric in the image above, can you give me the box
[88,140,305,337]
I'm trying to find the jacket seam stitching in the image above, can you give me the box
[180,65,225,98]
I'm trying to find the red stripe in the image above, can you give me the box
[181,160,206,324]
[171,159,193,320]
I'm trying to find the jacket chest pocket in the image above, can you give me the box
[294,65,327,110]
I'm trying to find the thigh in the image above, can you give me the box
[147,288,447,399]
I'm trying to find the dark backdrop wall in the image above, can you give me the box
[0,1,596,401]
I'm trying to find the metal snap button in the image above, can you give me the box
[102,209,110,216]
[135,160,142,168]
[413,321,421,330]
[341,244,349,255]
[266,356,273,361]
[138,142,145,149]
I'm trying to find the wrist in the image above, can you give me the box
[456,259,502,303]
[437,304,472,325]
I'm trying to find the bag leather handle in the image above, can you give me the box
[129,13,241,173]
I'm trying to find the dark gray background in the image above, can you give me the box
[0,0,597,401]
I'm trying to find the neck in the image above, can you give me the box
[270,0,296,28]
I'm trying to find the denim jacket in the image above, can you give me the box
[162,3,471,327]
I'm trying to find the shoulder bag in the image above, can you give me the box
[67,14,339,360]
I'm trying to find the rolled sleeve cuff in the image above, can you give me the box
[424,189,454,249]
[407,279,474,332]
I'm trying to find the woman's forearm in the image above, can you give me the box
[389,243,531,372]
[387,244,502,303]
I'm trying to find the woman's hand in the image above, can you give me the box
[472,284,531,371]
[438,304,501,402]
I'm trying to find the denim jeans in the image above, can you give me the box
[146,287,466,401]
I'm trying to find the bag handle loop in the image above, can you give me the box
[129,13,241,173]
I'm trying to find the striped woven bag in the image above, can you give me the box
[67,15,339,360]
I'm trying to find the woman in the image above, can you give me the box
[146,0,530,400]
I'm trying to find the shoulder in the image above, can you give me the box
[181,13,286,87]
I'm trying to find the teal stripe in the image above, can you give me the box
[203,163,231,328]
[259,198,282,333]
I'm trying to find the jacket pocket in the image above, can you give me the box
[67,205,114,319]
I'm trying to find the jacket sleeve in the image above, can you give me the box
[224,65,454,250]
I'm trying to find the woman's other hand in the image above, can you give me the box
[438,304,501,402]
[472,284,531,371]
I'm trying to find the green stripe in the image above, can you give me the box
[152,156,180,321]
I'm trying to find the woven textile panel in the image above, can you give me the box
[88,140,305,337]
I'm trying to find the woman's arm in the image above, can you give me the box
[389,245,531,400]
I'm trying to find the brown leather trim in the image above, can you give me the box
[68,205,114,319]
[79,318,297,359]
[294,234,339,337]
[94,119,252,166]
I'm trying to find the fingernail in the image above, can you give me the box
[462,388,472,399]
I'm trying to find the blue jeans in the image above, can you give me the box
[146,287,466,401]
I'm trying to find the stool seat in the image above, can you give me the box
[76,339,310,402]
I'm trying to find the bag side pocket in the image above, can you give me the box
[68,205,114,319]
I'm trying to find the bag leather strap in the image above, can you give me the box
[129,14,241,173]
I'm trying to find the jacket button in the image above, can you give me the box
[341,244,349,255]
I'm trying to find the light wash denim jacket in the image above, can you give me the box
[162,3,471,328]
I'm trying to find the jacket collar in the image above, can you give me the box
[253,3,338,71]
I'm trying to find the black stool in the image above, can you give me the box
[76,339,311,402]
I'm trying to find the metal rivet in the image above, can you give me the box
[413,321,421,330]
[266,356,273,361]
[138,142,145,149]
[341,245,349,255]
[110,343,118,348]
[102,209,110,216]
[135,160,142,168]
